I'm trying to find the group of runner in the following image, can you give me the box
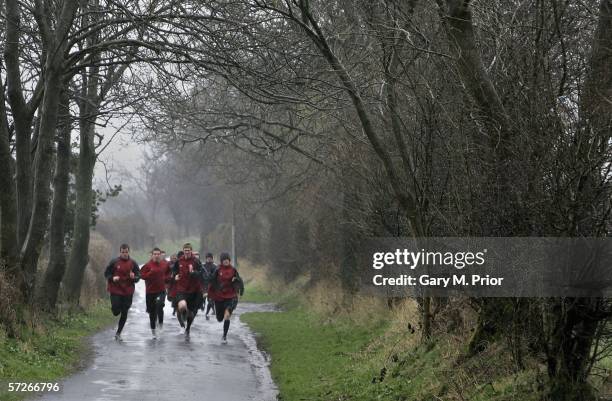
[103,242,244,343]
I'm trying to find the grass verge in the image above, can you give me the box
[241,305,387,400]
[242,299,544,401]
[240,284,277,303]
[237,260,292,304]
[238,262,546,401]
[0,300,115,401]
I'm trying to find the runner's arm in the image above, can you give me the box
[103,259,116,281]
[209,268,221,291]
[140,263,151,279]
[190,259,203,277]
[131,261,141,282]
[233,270,245,296]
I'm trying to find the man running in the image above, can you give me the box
[140,247,171,338]
[104,244,141,341]
[172,243,203,339]
[209,252,244,343]
[201,252,217,320]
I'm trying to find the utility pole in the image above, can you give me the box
[231,197,237,268]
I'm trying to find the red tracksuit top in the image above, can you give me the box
[140,259,171,294]
[174,255,202,294]
[105,257,140,296]
[209,264,239,301]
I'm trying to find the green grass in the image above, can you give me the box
[0,301,115,401]
[240,282,277,303]
[241,305,388,401]
[241,300,541,401]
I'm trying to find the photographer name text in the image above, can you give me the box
[372,274,504,287]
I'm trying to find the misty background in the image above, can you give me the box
[2,1,612,400]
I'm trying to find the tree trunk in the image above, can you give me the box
[18,67,65,299]
[18,0,79,300]
[437,0,523,356]
[4,0,34,247]
[543,3,612,400]
[62,116,96,305]
[0,73,19,269]
[36,90,71,311]
[421,297,432,342]
[546,299,601,401]
[438,0,520,234]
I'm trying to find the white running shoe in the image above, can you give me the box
[152,329,157,339]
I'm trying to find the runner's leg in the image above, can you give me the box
[185,293,198,332]
[117,309,128,334]
[214,301,224,322]
[177,298,187,327]
[157,303,164,326]
[117,295,132,335]
[146,294,156,330]
[223,307,231,338]
[205,296,214,318]
[110,295,121,316]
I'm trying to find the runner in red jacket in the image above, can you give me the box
[171,243,203,339]
[104,244,140,341]
[209,252,244,343]
[140,247,171,338]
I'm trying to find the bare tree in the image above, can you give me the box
[36,89,71,311]
[17,0,80,300]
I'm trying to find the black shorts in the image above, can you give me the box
[110,294,133,316]
[145,292,166,314]
[214,298,238,322]
[176,292,203,312]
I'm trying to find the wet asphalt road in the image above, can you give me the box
[33,281,278,401]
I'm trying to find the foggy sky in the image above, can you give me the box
[93,125,148,190]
